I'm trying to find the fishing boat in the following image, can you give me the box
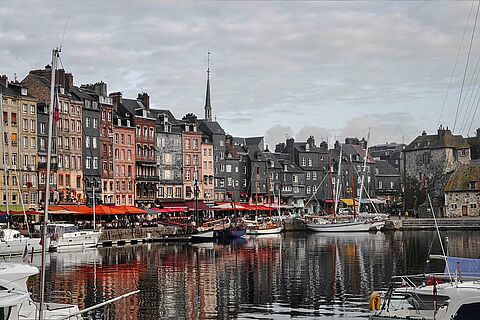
[0,228,45,256]
[47,223,101,252]
[246,219,283,235]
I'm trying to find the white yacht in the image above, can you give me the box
[0,229,45,256]
[0,262,82,319]
[370,278,480,319]
[47,223,101,252]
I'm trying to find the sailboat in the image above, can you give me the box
[245,160,283,235]
[307,138,384,232]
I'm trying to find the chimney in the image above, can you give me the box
[320,140,328,150]
[477,128,480,137]
[93,82,107,97]
[286,137,295,160]
[0,75,8,88]
[109,92,122,109]
[137,92,149,111]
[65,73,73,92]
[307,135,316,149]
[422,130,427,136]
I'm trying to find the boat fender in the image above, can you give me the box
[369,291,381,311]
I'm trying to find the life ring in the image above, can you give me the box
[369,291,381,311]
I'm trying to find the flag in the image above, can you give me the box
[22,242,29,263]
[53,90,60,123]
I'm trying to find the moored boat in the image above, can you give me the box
[0,262,82,319]
[0,228,45,256]
[47,223,101,252]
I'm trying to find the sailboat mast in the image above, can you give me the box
[0,89,10,227]
[357,128,370,216]
[39,47,59,320]
[334,145,343,219]
[350,159,356,218]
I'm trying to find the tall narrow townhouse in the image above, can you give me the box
[151,109,183,201]
[111,92,158,207]
[0,77,39,210]
[179,114,203,201]
[70,86,101,205]
[112,113,136,205]
[81,82,115,204]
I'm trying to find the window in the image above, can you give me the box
[86,156,91,169]
[65,138,69,150]
[226,165,232,172]
[93,137,97,149]
[469,181,477,190]
[85,117,90,127]
[149,127,154,139]
[85,136,90,148]
[312,172,317,180]
[93,118,98,128]
[93,157,98,169]
[192,139,198,150]
[23,119,28,131]
[185,170,190,180]
[23,104,28,113]
[40,122,46,134]
[301,158,306,166]
[293,175,298,183]
[23,137,28,149]
[30,105,35,114]
[306,172,311,180]
[184,138,190,150]
[107,112,111,121]
[308,158,312,166]
[378,180,383,189]
[307,186,311,194]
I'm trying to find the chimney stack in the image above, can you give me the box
[109,92,122,110]
[137,92,149,111]
[0,75,8,88]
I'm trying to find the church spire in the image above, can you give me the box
[205,51,212,121]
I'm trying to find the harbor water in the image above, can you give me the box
[15,230,480,319]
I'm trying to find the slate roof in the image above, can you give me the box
[0,83,36,100]
[445,161,480,191]
[405,130,470,151]
[374,160,398,175]
[70,86,95,101]
[150,109,177,124]
[198,120,225,135]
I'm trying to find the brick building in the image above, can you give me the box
[113,116,136,206]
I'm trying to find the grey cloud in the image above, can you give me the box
[0,1,475,143]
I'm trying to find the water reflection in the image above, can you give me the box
[7,230,480,319]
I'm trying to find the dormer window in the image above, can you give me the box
[470,181,477,190]
[305,144,310,151]
[21,88,27,96]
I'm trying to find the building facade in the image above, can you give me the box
[152,109,183,201]
[444,162,480,217]
[403,126,471,216]
[112,117,136,205]
[0,78,39,209]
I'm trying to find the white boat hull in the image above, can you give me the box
[307,220,383,232]
[0,237,45,256]
[50,230,101,252]
[246,225,283,235]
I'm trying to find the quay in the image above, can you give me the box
[384,217,480,231]
[97,225,191,246]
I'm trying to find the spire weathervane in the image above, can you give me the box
[205,51,212,121]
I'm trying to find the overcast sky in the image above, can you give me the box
[1,1,479,148]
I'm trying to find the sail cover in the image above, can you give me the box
[445,256,480,277]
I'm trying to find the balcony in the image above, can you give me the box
[136,175,159,182]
